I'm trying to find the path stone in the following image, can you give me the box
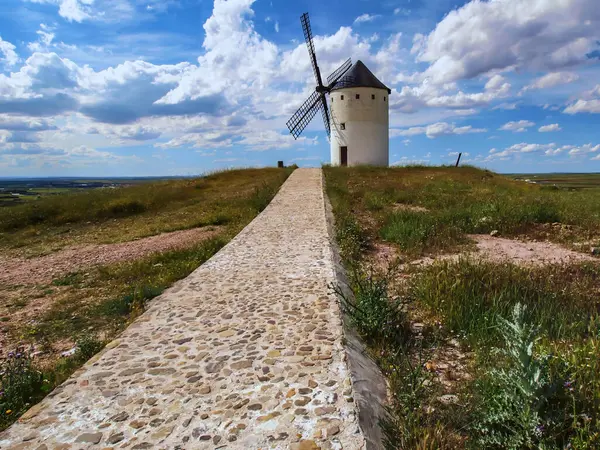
[0,169,364,449]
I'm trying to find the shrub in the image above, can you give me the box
[249,182,278,213]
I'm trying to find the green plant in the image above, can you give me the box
[412,259,599,344]
[334,269,409,347]
[75,335,105,360]
[248,182,278,213]
[471,304,561,449]
[0,347,47,429]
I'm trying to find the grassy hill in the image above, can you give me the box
[0,167,294,430]
[325,165,600,449]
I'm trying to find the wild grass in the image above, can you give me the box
[325,165,600,257]
[0,167,295,257]
[324,165,600,449]
[411,259,600,345]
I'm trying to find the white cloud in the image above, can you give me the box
[521,72,579,92]
[392,121,487,139]
[486,142,600,161]
[413,0,600,84]
[492,102,520,110]
[564,85,600,114]
[0,36,19,67]
[354,14,380,24]
[393,8,410,16]
[499,120,535,132]
[538,123,561,132]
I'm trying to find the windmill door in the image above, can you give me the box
[340,147,348,166]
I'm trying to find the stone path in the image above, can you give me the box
[0,169,365,450]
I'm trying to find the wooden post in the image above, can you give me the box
[277,161,284,168]
[455,152,462,167]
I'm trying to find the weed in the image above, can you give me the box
[335,268,409,347]
[74,334,105,360]
[470,304,565,449]
[0,347,47,430]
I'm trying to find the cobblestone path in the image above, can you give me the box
[0,169,365,450]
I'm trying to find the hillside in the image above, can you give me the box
[324,165,600,448]
[0,167,294,430]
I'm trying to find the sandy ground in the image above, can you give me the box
[370,234,598,270]
[0,226,221,286]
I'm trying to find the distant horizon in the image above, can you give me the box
[2,169,600,181]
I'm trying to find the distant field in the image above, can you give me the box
[0,177,182,206]
[507,172,600,189]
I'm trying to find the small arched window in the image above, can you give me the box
[340,95,344,100]
[384,96,387,102]
[356,94,360,99]
[371,94,375,100]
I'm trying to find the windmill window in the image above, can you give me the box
[372,94,375,100]
[340,123,346,130]
[356,94,360,99]
[340,95,344,100]
[384,96,387,101]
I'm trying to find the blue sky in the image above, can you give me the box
[0,0,599,176]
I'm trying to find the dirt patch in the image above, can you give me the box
[469,234,597,265]
[0,226,221,286]
[393,203,429,213]
[373,234,598,271]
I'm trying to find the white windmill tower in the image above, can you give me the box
[287,13,391,167]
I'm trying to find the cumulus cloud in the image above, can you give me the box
[486,142,600,160]
[413,0,600,84]
[0,36,19,67]
[539,123,561,132]
[499,120,535,132]
[564,84,600,114]
[521,72,579,92]
[391,122,487,139]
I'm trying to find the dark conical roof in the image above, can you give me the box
[331,60,391,93]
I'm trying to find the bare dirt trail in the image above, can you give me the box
[0,226,222,286]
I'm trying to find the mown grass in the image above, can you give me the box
[0,166,295,431]
[325,165,600,449]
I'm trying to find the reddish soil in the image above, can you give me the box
[470,234,597,265]
[0,226,221,286]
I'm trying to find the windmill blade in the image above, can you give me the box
[326,58,352,88]
[319,94,331,139]
[300,13,325,88]
[286,90,321,139]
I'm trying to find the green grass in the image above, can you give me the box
[411,259,600,345]
[0,167,295,257]
[324,165,600,449]
[325,165,600,257]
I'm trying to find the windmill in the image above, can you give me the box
[286,12,391,167]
